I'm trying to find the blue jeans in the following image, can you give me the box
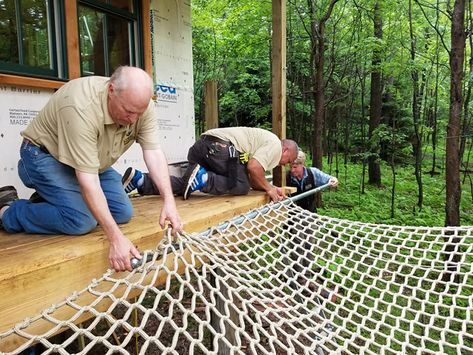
[138,138,250,196]
[2,140,133,235]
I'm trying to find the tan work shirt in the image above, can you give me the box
[22,76,159,173]
[204,127,282,171]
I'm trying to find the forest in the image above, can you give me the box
[190,0,473,227]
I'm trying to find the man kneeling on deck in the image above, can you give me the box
[0,66,182,272]
[122,127,299,202]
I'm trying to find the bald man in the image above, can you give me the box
[0,66,182,272]
[123,127,299,202]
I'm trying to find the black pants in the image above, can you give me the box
[139,137,250,196]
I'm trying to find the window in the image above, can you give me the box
[0,0,64,78]
[78,0,142,76]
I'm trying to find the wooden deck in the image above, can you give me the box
[0,191,269,351]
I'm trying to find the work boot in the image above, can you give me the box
[0,186,18,208]
[0,186,18,229]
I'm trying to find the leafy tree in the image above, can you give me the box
[191,0,473,226]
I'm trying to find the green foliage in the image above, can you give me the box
[192,0,272,126]
[318,159,473,227]
[218,60,272,126]
[192,0,473,226]
[372,123,412,164]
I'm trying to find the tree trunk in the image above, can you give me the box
[408,0,424,209]
[445,0,465,226]
[460,2,473,164]
[312,22,325,170]
[431,43,440,176]
[368,1,382,186]
[428,0,442,176]
[307,0,339,208]
[359,68,367,195]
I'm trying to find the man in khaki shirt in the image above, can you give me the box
[0,66,182,272]
[123,127,299,202]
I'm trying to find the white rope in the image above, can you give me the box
[0,201,472,354]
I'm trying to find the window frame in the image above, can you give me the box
[0,0,66,80]
[78,0,143,77]
[0,1,151,89]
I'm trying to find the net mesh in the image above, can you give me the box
[1,201,472,354]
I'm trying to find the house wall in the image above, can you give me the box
[0,86,54,197]
[0,0,194,198]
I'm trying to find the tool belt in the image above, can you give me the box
[201,135,248,164]
[227,145,239,190]
[201,135,246,190]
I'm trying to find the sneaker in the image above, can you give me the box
[122,167,143,193]
[192,167,208,191]
[182,164,207,200]
[0,186,18,209]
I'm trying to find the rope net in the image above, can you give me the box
[1,201,472,354]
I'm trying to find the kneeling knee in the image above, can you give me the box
[233,185,251,195]
[113,203,134,224]
[64,214,97,235]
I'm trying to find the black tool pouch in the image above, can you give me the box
[227,145,238,190]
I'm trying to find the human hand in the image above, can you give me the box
[108,235,141,272]
[329,177,339,188]
[267,186,286,202]
[160,201,183,234]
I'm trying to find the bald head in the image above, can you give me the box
[110,66,153,98]
[279,139,299,165]
[108,66,154,126]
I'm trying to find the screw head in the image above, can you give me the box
[130,258,142,269]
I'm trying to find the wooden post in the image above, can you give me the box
[211,268,238,354]
[142,1,153,75]
[271,0,287,187]
[205,80,219,130]
[64,2,80,79]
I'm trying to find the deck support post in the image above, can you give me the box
[271,0,287,187]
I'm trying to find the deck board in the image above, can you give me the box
[0,192,268,351]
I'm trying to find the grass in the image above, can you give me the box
[316,160,473,226]
[288,159,473,352]
[181,158,472,352]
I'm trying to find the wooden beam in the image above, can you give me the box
[0,74,64,89]
[64,2,80,79]
[282,186,297,195]
[204,80,219,130]
[271,0,287,187]
[142,1,153,74]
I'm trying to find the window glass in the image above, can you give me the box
[79,6,105,75]
[0,0,19,64]
[78,2,135,76]
[0,0,56,76]
[21,0,52,68]
[107,15,131,73]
